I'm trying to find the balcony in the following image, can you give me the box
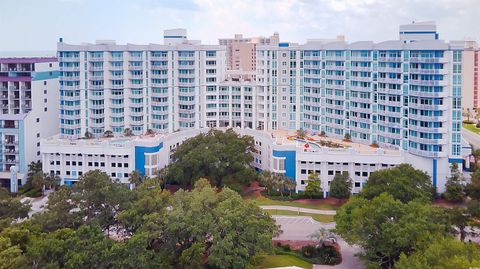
[110,94,124,99]
[61,114,80,120]
[129,56,143,61]
[408,124,446,133]
[89,56,104,62]
[151,118,168,124]
[60,104,81,110]
[325,65,345,71]
[89,94,104,101]
[378,56,402,62]
[60,65,80,72]
[151,65,168,70]
[90,113,105,121]
[90,104,104,109]
[130,110,144,117]
[350,106,371,114]
[110,65,124,71]
[325,55,345,61]
[4,140,18,145]
[409,148,447,158]
[61,76,80,81]
[325,103,343,110]
[61,85,80,90]
[377,77,402,84]
[409,114,447,122]
[110,121,125,127]
[350,76,371,82]
[89,85,104,90]
[409,90,447,98]
[351,56,371,62]
[409,68,447,75]
[378,66,402,73]
[408,102,445,111]
[325,84,345,90]
[325,74,345,80]
[88,66,104,71]
[59,56,80,62]
[409,79,448,87]
[62,95,80,101]
[90,121,104,128]
[111,84,124,90]
[409,57,448,64]
[409,136,447,145]
[129,102,144,108]
[351,66,371,72]
[377,88,402,95]
[128,65,143,71]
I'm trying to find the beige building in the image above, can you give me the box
[219,33,280,72]
[459,40,479,115]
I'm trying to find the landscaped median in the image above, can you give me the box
[244,193,342,211]
[463,123,480,135]
[263,209,335,223]
[256,254,313,269]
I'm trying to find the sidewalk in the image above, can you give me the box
[260,205,337,215]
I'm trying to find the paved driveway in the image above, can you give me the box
[272,216,364,269]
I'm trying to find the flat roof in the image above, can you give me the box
[0,57,57,64]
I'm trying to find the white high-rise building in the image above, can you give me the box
[0,57,59,190]
[45,24,472,193]
[58,32,226,139]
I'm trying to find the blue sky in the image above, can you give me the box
[0,0,479,51]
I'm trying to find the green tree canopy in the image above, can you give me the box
[166,129,256,188]
[396,237,480,269]
[334,193,449,268]
[361,163,433,203]
[304,172,322,198]
[0,188,30,230]
[443,163,466,203]
[329,172,352,199]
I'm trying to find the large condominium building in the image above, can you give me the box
[0,57,59,190]
[219,33,280,71]
[45,23,472,193]
[58,30,226,139]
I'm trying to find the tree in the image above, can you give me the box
[123,128,133,137]
[466,170,480,201]
[103,130,114,138]
[31,186,81,231]
[145,129,155,135]
[118,178,171,234]
[310,228,337,247]
[0,188,30,230]
[396,237,480,269]
[361,163,433,203]
[343,132,351,142]
[335,193,450,268]
[26,161,42,181]
[0,236,25,269]
[30,172,46,196]
[167,129,256,187]
[329,172,352,199]
[128,170,144,188]
[296,128,307,139]
[443,162,466,202]
[149,179,278,269]
[84,131,93,139]
[304,172,322,198]
[259,171,275,195]
[283,176,296,197]
[71,170,133,233]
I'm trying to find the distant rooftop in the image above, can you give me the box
[0,57,57,64]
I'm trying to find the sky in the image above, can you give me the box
[0,0,479,52]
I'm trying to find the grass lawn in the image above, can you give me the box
[463,123,480,135]
[263,209,335,223]
[257,255,312,269]
[245,194,340,211]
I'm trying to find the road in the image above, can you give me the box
[261,205,337,215]
[462,127,480,148]
[273,216,364,269]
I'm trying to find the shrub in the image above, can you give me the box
[476,122,480,128]
[300,245,341,265]
[463,120,474,124]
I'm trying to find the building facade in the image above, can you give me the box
[45,24,471,193]
[58,37,226,139]
[219,33,280,72]
[0,57,59,190]
[460,41,479,113]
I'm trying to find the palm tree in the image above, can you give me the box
[284,177,296,197]
[273,173,286,197]
[259,171,274,195]
[128,170,143,188]
[155,167,168,190]
[103,130,114,138]
[84,131,93,139]
[31,171,46,195]
[124,128,133,137]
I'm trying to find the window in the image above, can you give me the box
[56,161,60,165]
[112,163,116,167]
[124,163,128,168]
[362,172,368,177]
[66,161,70,166]
[37,133,40,138]
[301,169,307,174]
[66,171,70,176]
[88,162,92,166]
[328,170,334,175]
[36,118,40,123]
[354,182,361,187]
